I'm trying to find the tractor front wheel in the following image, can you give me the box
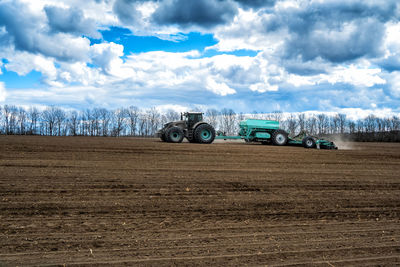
[271,129,288,146]
[194,124,215,144]
[302,136,316,148]
[166,127,184,143]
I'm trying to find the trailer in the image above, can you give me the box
[215,119,337,149]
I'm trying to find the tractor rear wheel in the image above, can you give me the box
[194,124,215,144]
[271,129,288,146]
[302,136,316,148]
[166,127,184,143]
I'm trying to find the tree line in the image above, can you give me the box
[1,105,399,141]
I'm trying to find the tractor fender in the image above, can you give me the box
[192,121,211,130]
[163,121,185,131]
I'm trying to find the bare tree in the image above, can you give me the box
[138,112,148,136]
[112,108,126,137]
[92,108,102,136]
[17,107,27,135]
[68,111,79,136]
[365,115,376,133]
[2,105,11,134]
[285,114,297,136]
[390,116,400,131]
[0,106,2,134]
[338,113,347,134]
[96,108,110,136]
[41,106,58,136]
[297,113,306,133]
[306,115,317,135]
[79,110,87,136]
[205,108,219,129]
[147,107,160,136]
[220,108,236,134]
[28,107,39,135]
[126,106,140,136]
[317,114,328,134]
[271,110,283,122]
[165,109,180,122]
[54,108,66,136]
[348,121,356,134]
[331,114,340,134]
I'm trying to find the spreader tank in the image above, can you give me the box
[239,119,280,129]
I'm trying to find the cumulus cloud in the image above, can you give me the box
[283,0,399,63]
[213,0,399,65]
[0,1,92,61]
[4,51,59,84]
[284,18,385,62]
[206,77,236,96]
[0,0,399,115]
[45,5,101,38]
[113,0,144,25]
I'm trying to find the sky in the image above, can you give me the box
[0,0,400,119]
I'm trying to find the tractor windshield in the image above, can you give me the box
[188,114,202,122]
[186,113,203,128]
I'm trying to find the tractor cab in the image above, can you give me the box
[182,112,203,128]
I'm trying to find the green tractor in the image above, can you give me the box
[157,112,216,143]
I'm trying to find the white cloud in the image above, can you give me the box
[321,65,386,87]
[333,107,396,121]
[211,9,286,52]
[58,61,106,86]
[249,82,278,92]
[206,77,236,96]
[0,0,399,116]
[156,104,189,114]
[90,42,133,78]
[387,71,400,97]
[0,82,7,102]
[4,51,58,83]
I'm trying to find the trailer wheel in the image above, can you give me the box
[272,129,288,146]
[302,136,316,148]
[194,124,215,144]
[166,127,184,143]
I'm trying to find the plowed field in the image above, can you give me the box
[1,136,400,266]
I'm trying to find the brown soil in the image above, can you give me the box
[1,136,400,266]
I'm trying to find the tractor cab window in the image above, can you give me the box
[187,113,202,127]
[189,114,202,122]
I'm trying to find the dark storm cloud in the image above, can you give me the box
[258,1,399,64]
[113,0,145,25]
[283,59,329,76]
[0,1,88,61]
[233,0,276,9]
[152,0,237,28]
[45,6,99,38]
[0,1,38,51]
[377,56,400,72]
[285,19,386,63]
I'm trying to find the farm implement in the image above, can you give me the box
[216,119,337,149]
[157,112,337,149]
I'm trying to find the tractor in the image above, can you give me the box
[157,112,215,143]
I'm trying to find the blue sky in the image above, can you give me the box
[0,0,400,119]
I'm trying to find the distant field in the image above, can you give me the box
[1,136,400,265]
